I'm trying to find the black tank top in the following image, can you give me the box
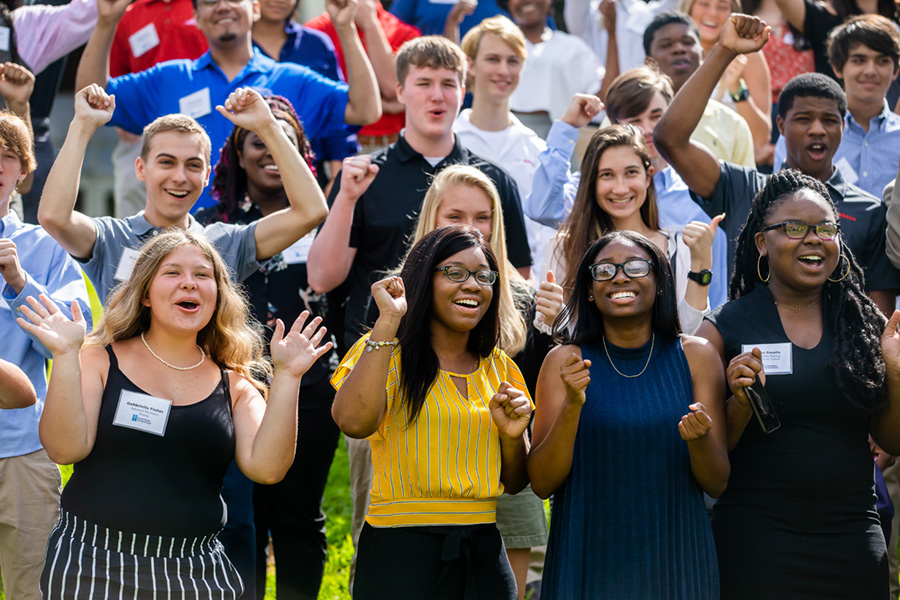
[61,346,236,537]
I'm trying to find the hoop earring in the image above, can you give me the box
[757,254,770,283]
[828,254,850,282]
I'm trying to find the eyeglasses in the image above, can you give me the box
[589,259,653,281]
[760,220,840,240]
[434,266,498,286]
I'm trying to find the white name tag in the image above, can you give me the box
[741,342,793,375]
[114,247,140,282]
[179,88,212,119]
[113,390,172,436]
[0,27,10,52]
[282,232,315,265]
[128,23,160,58]
[834,157,859,186]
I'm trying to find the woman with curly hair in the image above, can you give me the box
[195,95,339,599]
[21,230,332,597]
[697,169,900,598]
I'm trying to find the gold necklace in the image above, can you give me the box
[773,298,821,313]
[141,332,206,371]
[602,333,655,378]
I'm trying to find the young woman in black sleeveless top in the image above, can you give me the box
[697,170,900,598]
[17,230,333,598]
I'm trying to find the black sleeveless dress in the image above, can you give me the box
[706,286,886,599]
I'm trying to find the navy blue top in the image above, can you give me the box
[541,335,719,599]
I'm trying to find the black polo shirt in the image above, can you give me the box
[691,162,900,293]
[328,134,533,346]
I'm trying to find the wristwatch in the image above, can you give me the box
[687,270,713,286]
[730,80,750,103]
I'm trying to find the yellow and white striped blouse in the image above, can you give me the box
[331,333,532,528]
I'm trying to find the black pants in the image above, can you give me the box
[253,376,341,599]
[354,522,516,600]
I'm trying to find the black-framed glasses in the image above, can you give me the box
[761,220,840,240]
[434,266,498,286]
[589,259,653,281]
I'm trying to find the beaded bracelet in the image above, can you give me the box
[365,338,399,352]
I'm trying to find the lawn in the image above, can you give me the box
[0,439,355,600]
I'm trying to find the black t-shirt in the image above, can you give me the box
[328,134,533,346]
[691,162,900,292]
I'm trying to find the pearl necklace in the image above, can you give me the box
[141,332,206,371]
[602,333,655,379]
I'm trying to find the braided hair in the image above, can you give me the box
[208,95,316,224]
[731,169,887,413]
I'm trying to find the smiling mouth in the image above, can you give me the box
[609,291,636,300]
[166,189,190,198]
[798,255,823,265]
[608,196,634,204]
[263,164,279,173]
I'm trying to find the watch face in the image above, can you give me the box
[689,270,712,285]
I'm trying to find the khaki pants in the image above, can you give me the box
[345,435,373,594]
[884,461,900,599]
[0,449,62,600]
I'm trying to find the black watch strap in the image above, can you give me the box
[687,270,713,286]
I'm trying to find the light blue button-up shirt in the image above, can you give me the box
[774,100,900,198]
[0,213,92,458]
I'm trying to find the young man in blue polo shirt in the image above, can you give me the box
[773,14,900,198]
[76,0,381,210]
[655,13,900,316]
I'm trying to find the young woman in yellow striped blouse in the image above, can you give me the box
[331,225,533,599]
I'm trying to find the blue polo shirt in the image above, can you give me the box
[389,0,509,37]
[106,48,350,209]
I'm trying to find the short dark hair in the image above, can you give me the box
[396,225,500,422]
[827,14,900,72]
[777,72,847,119]
[643,11,700,57]
[606,65,674,124]
[553,230,682,345]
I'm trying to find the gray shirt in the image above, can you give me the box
[81,212,259,305]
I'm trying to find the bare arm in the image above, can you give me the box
[489,381,532,494]
[37,86,114,260]
[655,14,770,200]
[0,358,35,409]
[773,0,807,33]
[330,0,382,125]
[680,336,730,497]
[0,63,35,194]
[307,155,378,293]
[527,345,589,498]
[724,52,772,149]
[869,290,897,318]
[598,0,618,101]
[233,313,333,483]
[355,0,399,101]
[74,0,130,91]
[331,276,406,437]
[216,88,329,260]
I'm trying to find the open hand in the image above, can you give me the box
[489,381,532,439]
[726,347,765,407]
[16,295,86,357]
[74,85,116,130]
[678,402,714,441]
[270,310,334,379]
[560,352,591,405]
[720,14,770,56]
[216,87,275,133]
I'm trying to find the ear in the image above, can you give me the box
[830,62,845,82]
[204,165,212,188]
[754,231,767,256]
[467,56,475,73]
[136,155,147,183]
[141,295,151,308]
[251,0,260,21]
[236,149,245,170]
[396,81,406,108]
[646,165,655,179]
[775,115,784,137]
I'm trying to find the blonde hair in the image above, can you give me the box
[0,111,35,175]
[397,35,468,86]
[681,0,742,19]
[141,114,213,167]
[461,16,527,61]
[413,165,528,356]
[88,230,270,394]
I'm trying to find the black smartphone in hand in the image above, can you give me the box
[745,378,780,434]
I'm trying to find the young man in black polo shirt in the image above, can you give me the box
[654,13,899,314]
[306,34,531,590]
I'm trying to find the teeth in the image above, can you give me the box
[799,256,822,262]
[167,190,189,197]
[609,197,633,204]
[455,299,478,307]
[611,291,636,299]
[263,165,279,172]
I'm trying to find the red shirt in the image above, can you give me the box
[110,0,208,77]
[305,4,420,136]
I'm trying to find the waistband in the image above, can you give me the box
[367,497,498,527]
[54,509,222,558]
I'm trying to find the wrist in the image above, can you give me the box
[335,21,359,38]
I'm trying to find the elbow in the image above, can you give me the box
[652,127,674,161]
[37,205,60,233]
[307,266,338,295]
[704,478,728,499]
[332,403,376,439]
[529,480,555,500]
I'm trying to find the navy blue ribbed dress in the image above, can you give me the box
[541,335,719,599]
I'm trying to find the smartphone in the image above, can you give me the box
[744,378,780,434]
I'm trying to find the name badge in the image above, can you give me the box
[741,342,792,375]
[282,231,315,265]
[114,247,140,282]
[128,23,160,58]
[113,390,172,436]
[179,88,212,120]
[428,0,458,5]
[0,27,9,52]
[834,157,859,186]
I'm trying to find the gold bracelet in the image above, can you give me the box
[365,338,399,352]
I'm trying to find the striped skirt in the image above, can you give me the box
[41,509,243,599]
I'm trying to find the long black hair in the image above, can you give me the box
[731,169,887,412]
[207,95,316,224]
[553,230,682,345]
[397,225,501,422]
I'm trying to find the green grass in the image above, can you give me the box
[0,441,354,600]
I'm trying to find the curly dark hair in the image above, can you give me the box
[207,95,316,224]
[730,169,887,413]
